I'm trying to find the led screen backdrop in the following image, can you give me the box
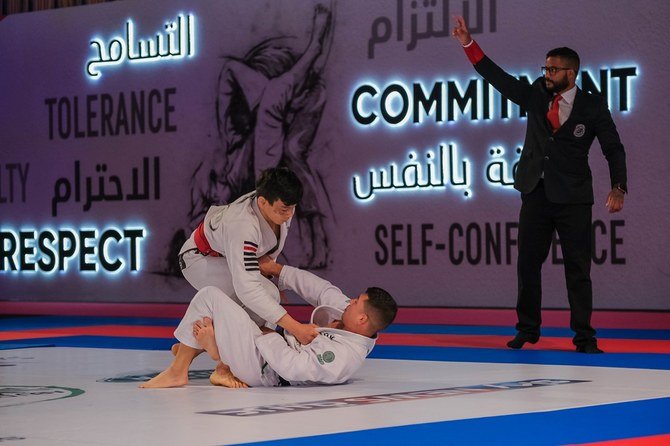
[1,0,668,309]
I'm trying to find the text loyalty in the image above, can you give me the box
[0,163,29,204]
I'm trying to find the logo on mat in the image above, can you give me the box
[573,124,586,137]
[0,386,84,408]
[0,356,36,367]
[199,379,590,416]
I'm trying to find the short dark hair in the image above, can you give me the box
[255,167,303,206]
[546,47,580,72]
[364,287,398,332]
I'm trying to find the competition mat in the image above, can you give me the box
[1,311,669,445]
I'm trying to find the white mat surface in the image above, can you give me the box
[2,347,670,445]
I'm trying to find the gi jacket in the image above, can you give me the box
[474,56,627,204]
[189,191,292,324]
[255,266,376,385]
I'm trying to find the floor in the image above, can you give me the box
[1,311,670,445]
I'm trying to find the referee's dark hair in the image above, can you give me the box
[546,47,580,73]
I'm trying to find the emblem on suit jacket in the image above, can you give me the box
[573,124,586,138]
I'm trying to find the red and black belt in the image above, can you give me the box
[193,221,221,257]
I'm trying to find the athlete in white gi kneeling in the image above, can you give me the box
[140,257,397,388]
[180,167,319,346]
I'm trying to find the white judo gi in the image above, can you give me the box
[174,266,376,387]
[179,191,292,326]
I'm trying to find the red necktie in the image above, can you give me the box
[547,94,562,132]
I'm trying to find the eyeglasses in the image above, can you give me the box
[541,66,573,75]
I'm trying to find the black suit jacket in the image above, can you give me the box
[474,56,627,204]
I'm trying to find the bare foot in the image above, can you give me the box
[139,366,187,388]
[193,317,220,361]
[209,362,249,388]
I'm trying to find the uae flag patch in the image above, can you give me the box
[243,241,259,271]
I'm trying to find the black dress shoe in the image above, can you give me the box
[576,343,604,354]
[506,333,539,349]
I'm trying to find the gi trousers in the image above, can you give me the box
[174,286,281,387]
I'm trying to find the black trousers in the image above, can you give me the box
[516,181,596,346]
